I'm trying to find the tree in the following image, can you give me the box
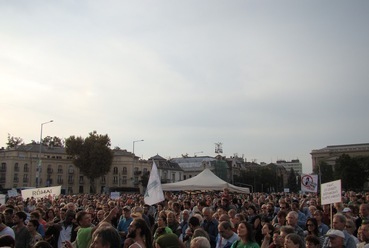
[6,134,24,148]
[42,136,64,147]
[335,154,369,191]
[65,131,113,193]
[319,161,334,184]
[287,168,299,193]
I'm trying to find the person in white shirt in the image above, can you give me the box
[216,221,238,248]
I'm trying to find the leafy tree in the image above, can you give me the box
[319,161,334,184]
[42,136,64,147]
[287,168,299,193]
[65,131,113,193]
[6,134,24,148]
[335,154,369,191]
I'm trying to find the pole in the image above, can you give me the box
[37,120,53,188]
[132,139,144,188]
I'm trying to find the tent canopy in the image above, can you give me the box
[161,169,250,193]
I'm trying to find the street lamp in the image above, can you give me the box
[194,151,203,157]
[37,120,53,188]
[132,139,144,155]
[132,139,144,189]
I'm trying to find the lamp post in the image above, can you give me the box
[132,139,144,189]
[37,120,53,188]
[194,151,203,157]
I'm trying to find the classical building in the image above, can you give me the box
[310,143,369,172]
[170,156,217,180]
[0,144,150,194]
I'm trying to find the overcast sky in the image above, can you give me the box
[1,1,369,174]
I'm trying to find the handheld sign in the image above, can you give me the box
[321,180,341,205]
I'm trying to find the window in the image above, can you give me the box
[24,163,29,173]
[101,176,106,184]
[58,165,63,173]
[113,176,118,184]
[79,176,84,184]
[68,175,74,184]
[172,173,175,182]
[122,176,127,184]
[113,167,118,175]
[143,168,148,173]
[14,163,19,172]
[68,165,74,174]
[14,174,19,182]
[123,167,127,175]
[57,175,63,184]
[23,174,28,183]
[0,163,6,172]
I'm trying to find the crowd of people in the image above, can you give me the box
[0,188,368,248]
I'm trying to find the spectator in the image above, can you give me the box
[232,221,260,248]
[284,233,305,248]
[191,236,211,248]
[27,219,43,247]
[12,211,32,248]
[216,221,238,248]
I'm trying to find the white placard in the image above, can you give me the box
[284,188,290,193]
[7,189,18,197]
[110,192,120,199]
[321,180,341,205]
[301,174,318,193]
[21,186,61,200]
[0,194,6,205]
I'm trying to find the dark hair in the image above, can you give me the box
[32,240,53,248]
[30,211,40,219]
[0,235,15,247]
[158,215,167,224]
[239,221,255,242]
[264,223,275,235]
[76,211,89,225]
[93,225,121,248]
[132,218,153,248]
[189,216,200,227]
[277,211,287,218]
[285,233,305,248]
[15,211,27,222]
[29,219,40,229]
[306,218,319,236]
[305,235,320,246]
[248,205,257,213]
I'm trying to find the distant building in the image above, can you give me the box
[170,156,216,180]
[310,143,369,172]
[0,144,150,194]
[275,159,302,175]
[148,154,183,183]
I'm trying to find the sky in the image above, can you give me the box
[1,1,369,174]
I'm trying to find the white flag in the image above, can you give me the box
[144,161,165,205]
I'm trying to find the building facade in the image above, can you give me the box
[310,143,369,172]
[0,144,151,194]
[275,159,302,175]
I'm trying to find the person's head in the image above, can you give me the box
[27,219,40,232]
[218,221,234,239]
[182,209,190,221]
[122,206,131,218]
[305,235,320,248]
[277,211,287,224]
[284,233,304,248]
[32,240,53,248]
[286,211,298,227]
[155,233,179,248]
[272,231,283,247]
[360,221,369,243]
[312,210,323,222]
[59,208,67,220]
[0,235,15,248]
[202,207,212,221]
[279,225,295,242]
[46,208,55,219]
[189,216,200,230]
[90,225,121,248]
[64,210,76,225]
[325,229,345,248]
[345,219,356,235]
[13,211,27,225]
[157,215,167,227]
[128,218,152,248]
[305,218,319,236]
[30,211,41,220]
[262,223,274,236]
[332,214,346,231]
[76,211,92,227]
[279,202,290,212]
[96,210,105,221]
[4,208,14,221]
[167,211,176,224]
[360,204,369,218]
[237,221,254,242]
[247,205,257,215]
[190,236,211,248]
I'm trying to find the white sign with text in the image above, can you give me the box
[321,180,341,205]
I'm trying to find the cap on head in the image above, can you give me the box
[325,229,345,239]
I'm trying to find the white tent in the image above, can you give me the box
[161,169,250,193]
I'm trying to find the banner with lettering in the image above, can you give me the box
[21,186,62,199]
[321,180,342,205]
[301,174,318,192]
